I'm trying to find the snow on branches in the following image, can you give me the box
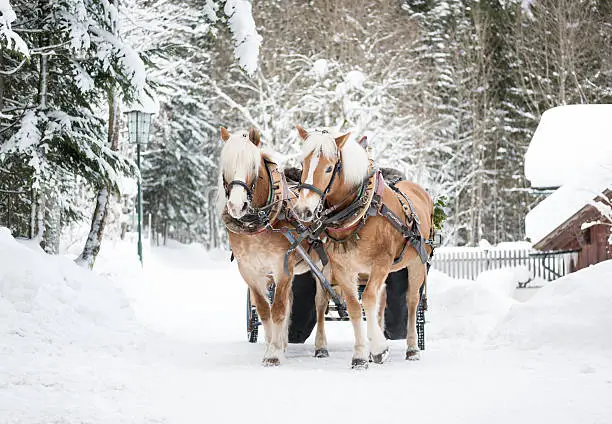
[0,0,28,55]
[223,0,262,76]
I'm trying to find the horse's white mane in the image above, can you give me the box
[216,130,282,212]
[300,128,370,186]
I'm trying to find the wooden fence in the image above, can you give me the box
[430,248,579,282]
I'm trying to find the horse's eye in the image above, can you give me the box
[325,166,333,173]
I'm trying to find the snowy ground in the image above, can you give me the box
[1,228,612,424]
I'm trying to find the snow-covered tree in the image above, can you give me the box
[1,0,145,257]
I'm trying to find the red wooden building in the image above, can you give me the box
[532,190,612,272]
[524,105,612,273]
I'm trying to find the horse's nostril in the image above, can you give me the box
[241,202,248,212]
[304,210,312,218]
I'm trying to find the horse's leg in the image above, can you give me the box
[250,286,272,344]
[264,265,294,366]
[330,266,367,369]
[313,265,333,357]
[238,266,272,344]
[361,257,392,363]
[378,287,387,331]
[314,278,330,358]
[281,287,293,352]
[406,260,426,360]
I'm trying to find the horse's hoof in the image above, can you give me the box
[406,348,421,361]
[351,358,369,370]
[370,348,390,364]
[262,357,281,367]
[314,348,329,358]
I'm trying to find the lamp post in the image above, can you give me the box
[124,109,153,265]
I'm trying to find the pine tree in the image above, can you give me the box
[1,0,144,256]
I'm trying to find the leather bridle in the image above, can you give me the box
[223,178,257,203]
[295,131,344,219]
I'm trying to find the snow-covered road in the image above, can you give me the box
[1,230,611,423]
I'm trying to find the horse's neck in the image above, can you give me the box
[252,158,270,208]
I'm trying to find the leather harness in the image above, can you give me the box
[222,159,286,235]
[221,152,433,270]
[320,169,432,265]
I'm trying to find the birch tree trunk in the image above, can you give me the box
[76,185,110,267]
[76,89,120,268]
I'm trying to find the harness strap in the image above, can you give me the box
[379,201,429,264]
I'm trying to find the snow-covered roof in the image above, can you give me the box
[524,104,612,188]
[525,105,612,244]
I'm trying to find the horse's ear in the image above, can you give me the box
[335,132,351,149]
[248,128,261,146]
[220,127,230,142]
[296,125,309,141]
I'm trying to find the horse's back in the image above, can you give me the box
[393,180,434,232]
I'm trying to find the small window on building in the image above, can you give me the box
[582,228,591,245]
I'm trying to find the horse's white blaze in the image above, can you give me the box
[227,167,249,218]
[305,149,319,188]
[299,149,322,213]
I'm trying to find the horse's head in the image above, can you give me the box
[219,127,262,219]
[293,125,369,223]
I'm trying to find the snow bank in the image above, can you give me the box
[488,260,612,352]
[427,269,518,344]
[0,227,140,352]
[524,104,612,188]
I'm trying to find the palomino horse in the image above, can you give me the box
[218,127,329,365]
[292,126,434,369]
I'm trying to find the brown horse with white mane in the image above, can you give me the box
[218,127,329,365]
[292,126,434,369]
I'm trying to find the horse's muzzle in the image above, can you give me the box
[293,206,314,222]
[228,201,249,219]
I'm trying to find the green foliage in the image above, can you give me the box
[433,196,448,231]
